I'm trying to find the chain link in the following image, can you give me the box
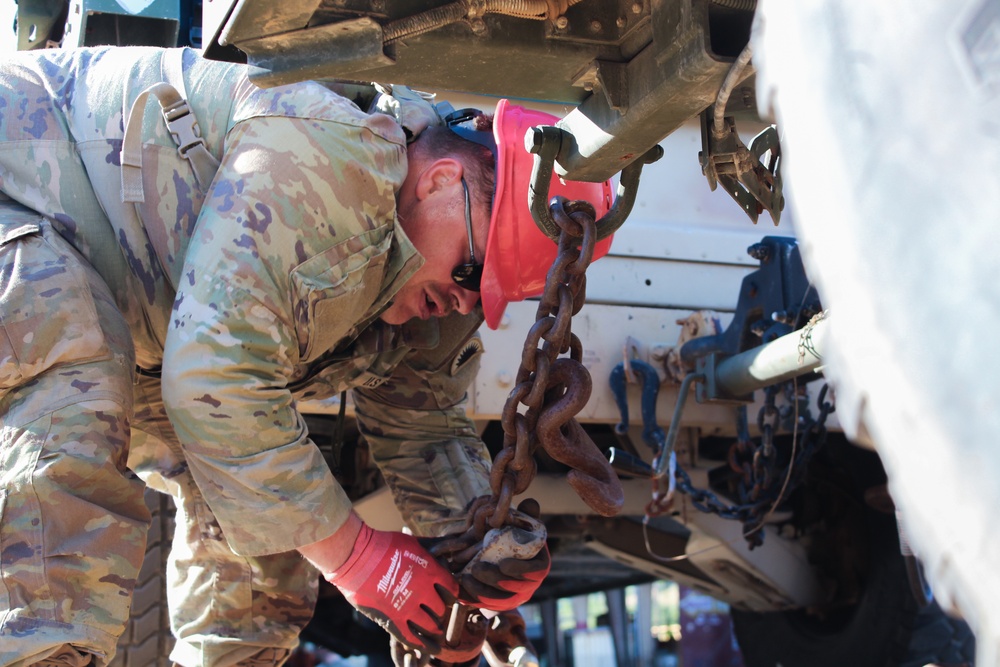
[669,382,835,548]
[428,197,624,571]
[402,198,618,667]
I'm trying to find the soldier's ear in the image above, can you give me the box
[414,158,463,200]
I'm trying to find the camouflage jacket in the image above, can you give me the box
[0,47,490,556]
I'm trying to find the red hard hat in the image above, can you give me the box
[476,100,615,329]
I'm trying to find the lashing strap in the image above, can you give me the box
[120,49,220,203]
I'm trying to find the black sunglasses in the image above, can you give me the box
[451,177,483,292]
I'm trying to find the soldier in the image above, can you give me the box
[0,46,613,667]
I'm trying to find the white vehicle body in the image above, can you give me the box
[15,1,989,664]
[351,117,830,612]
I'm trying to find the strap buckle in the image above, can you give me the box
[161,98,207,159]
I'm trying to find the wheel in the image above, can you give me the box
[734,598,974,667]
[731,445,975,667]
[904,602,976,667]
[110,487,176,667]
[731,452,911,667]
[751,1,996,661]
[732,534,909,667]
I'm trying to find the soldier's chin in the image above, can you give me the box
[379,302,411,325]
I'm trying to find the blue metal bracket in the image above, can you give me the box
[609,359,666,454]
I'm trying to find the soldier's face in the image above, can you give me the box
[381,163,486,325]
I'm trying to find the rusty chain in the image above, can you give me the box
[396,197,626,667]
[427,196,624,570]
[652,382,834,549]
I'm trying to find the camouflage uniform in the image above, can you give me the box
[0,47,491,667]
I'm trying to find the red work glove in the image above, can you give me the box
[390,636,485,667]
[328,523,469,657]
[458,502,551,612]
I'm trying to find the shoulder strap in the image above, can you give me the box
[120,49,220,203]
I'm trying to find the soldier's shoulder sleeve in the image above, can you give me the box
[351,311,493,537]
[364,310,485,411]
[158,86,409,556]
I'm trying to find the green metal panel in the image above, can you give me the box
[16,0,67,50]
[63,0,180,47]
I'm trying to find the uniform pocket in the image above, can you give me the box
[290,228,392,363]
[292,350,380,401]
[0,218,111,393]
[402,313,485,409]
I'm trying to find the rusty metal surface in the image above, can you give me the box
[201,1,757,182]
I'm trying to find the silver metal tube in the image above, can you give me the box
[713,42,754,138]
[715,317,829,397]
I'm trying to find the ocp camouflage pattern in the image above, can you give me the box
[0,46,492,665]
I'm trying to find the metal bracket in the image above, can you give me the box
[679,236,823,402]
[699,109,785,225]
[525,125,663,242]
[242,18,395,88]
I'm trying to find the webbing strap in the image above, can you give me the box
[120,49,220,203]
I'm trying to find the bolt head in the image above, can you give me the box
[525,127,546,153]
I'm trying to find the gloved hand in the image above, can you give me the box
[327,522,477,658]
[390,636,485,667]
[458,500,551,612]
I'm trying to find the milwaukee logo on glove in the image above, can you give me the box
[328,522,459,652]
[377,549,401,595]
[376,548,430,610]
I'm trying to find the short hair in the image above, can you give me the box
[411,115,496,217]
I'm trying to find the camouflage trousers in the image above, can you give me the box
[0,214,314,667]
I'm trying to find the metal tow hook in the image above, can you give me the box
[444,600,488,657]
[536,358,624,517]
[609,358,667,453]
[608,358,677,514]
[482,609,540,667]
[526,125,662,242]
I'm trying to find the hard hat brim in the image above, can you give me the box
[480,100,615,330]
